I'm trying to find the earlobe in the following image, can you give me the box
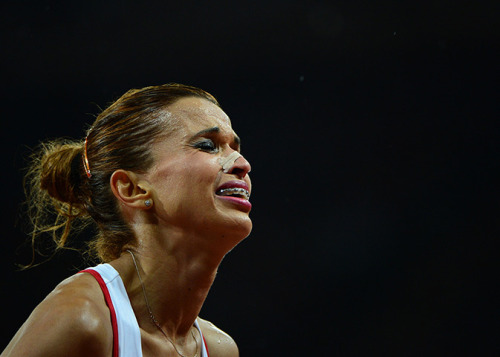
[110,170,151,209]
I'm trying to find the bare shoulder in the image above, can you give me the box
[197,317,239,357]
[1,272,113,357]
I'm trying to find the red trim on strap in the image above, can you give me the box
[80,269,119,357]
[202,335,210,357]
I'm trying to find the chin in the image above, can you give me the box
[217,215,253,243]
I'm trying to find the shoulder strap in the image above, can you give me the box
[80,269,120,357]
[202,334,210,357]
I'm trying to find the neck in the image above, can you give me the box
[111,225,228,338]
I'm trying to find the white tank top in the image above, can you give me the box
[81,264,209,357]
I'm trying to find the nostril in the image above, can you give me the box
[231,167,247,178]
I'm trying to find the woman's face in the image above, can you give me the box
[143,97,252,245]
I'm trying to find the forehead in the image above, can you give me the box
[167,96,232,132]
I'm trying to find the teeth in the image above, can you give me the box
[217,187,250,200]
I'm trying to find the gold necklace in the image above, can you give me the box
[127,250,199,357]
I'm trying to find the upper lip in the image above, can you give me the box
[216,180,250,199]
[216,180,249,192]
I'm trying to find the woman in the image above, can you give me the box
[2,83,252,357]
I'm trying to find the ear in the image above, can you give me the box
[110,169,151,209]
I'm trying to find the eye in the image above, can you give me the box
[193,139,218,153]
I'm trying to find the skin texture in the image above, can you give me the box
[2,97,252,357]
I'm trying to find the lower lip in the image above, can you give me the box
[216,196,252,210]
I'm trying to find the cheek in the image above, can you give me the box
[152,157,222,199]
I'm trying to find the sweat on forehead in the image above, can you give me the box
[168,97,230,123]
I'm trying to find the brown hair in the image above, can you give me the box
[24,83,219,264]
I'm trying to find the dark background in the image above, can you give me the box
[1,1,498,355]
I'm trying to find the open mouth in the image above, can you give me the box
[216,187,250,200]
[215,180,251,203]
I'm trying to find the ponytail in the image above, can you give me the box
[23,140,91,267]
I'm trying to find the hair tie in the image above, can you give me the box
[83,136,92,178]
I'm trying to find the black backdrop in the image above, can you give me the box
[1,1,498,355]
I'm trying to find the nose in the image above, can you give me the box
[226,154,252,179]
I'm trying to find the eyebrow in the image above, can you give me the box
[191,127,220,138]
[190,126,241,146]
